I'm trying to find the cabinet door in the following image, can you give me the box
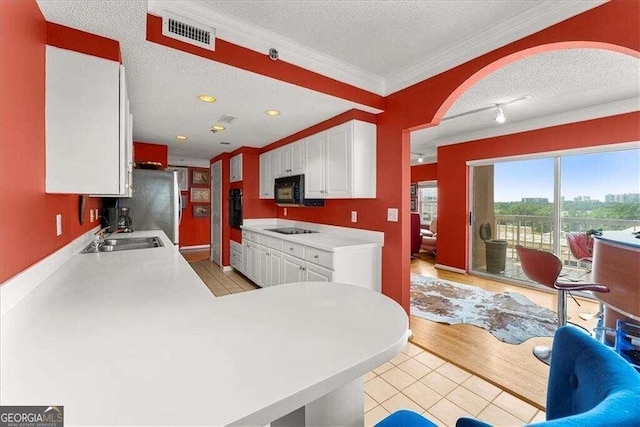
[278,147,292,177]
[304,133,326,198]
[269,250,284,286]
[325,122,352,198]
[46,46,121,194]
[259,152,270,198]
[290,140,306,175]
[244,242,258,282]
[230,154,243,182]
[305,263,334,282]
[282,254,305,284]
[257,244,271,287]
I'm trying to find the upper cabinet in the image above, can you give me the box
[45,46,132,195]
[259,150,278,199]
[230,153,243,182]
[305,120,377,199]
[259,119,376,200]
[276,140,305,178]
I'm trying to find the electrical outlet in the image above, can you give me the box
[56,214,62,236]
[351,211,357,223]
[387,208,398,222]
[90,210,95,222]
[95,208,99,219]
[284,208,288,216]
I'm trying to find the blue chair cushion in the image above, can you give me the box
[375,409,438,427]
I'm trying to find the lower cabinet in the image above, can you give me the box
[240,229,380,291]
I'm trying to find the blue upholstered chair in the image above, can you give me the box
[375,326,640,427]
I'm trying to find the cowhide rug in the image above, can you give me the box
[410,274,557,344]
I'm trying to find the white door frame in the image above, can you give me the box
[210,160,222,266]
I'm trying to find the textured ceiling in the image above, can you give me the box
[198,0,542,79]
[411,48,640,164]
[36,0,636,164]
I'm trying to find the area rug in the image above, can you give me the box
[410,274,557,344]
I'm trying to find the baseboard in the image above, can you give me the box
[434,264,467,274]
[1,225,100,317]
[180,244,210,251]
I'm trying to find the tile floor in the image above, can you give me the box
[186,255,546,427]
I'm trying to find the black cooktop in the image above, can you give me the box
[266,227,318,235]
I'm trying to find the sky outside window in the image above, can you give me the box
[494,148,640,202]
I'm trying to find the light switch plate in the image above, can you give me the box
[56,214,62,236]
[351,211,357,223]
[387,208,398,222]
[90,210,95,222]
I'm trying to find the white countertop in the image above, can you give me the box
[241,220,384,252]
[1,230,408,426]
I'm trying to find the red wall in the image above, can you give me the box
[134,141,168,168]
[411,163,437,183]
[0,0,103,284]
[437,112,640,271]
[179,166,212,248]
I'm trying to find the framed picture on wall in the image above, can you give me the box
[192,169,209,185]
[410,183,417,196]
[190,187,210,203]
[180,194,187,210]
[167,166,188,191]
[193,205,209,218]
[411,197,418,212]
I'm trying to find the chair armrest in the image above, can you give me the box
[456,418,493,427]
[555,281,610,293]
[421,229,434,237]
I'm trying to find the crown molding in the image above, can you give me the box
[148,0,385,95]
[385,0,607,95]
[414,97,639,158]
[168,156,211,168]
[149,1,605,97]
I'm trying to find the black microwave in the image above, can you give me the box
[274,174,324,207]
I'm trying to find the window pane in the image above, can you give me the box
[419,186,437,223]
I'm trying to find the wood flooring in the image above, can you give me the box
[410,252,599,410]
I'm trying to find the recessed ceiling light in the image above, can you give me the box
[211,125,225,131]
[265,110,280,116]
[176,135,187,141]
[198,95,216,103]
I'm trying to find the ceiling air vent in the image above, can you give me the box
[162,11,215,51]
[218,115,238,124]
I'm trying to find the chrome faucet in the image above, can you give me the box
[92,226,111,249]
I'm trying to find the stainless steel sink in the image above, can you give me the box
[82,236,164,253]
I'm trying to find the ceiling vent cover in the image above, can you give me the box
[218,115,238,124]
[162,11,215,51]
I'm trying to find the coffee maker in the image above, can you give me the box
[104,206,133,233]
[117,206,133,233]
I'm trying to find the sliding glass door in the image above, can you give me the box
[470,146,639,283]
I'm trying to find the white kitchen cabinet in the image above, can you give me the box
[305,262,333,282]
[303,120,377,199]
[269,249,283,286]
[259,151,277,199]
[257,244,271,287]
[230,240,243,272]
[230,153,243,182]
[243,240,258,282]
[276,140,305,177]
[46,46,131,195]
[282,254,306,283]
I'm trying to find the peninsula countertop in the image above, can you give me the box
[1,230,408,426]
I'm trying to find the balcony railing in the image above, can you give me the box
[494,215,640,266]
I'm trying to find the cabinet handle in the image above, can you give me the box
[266,253,270,257]
[314,255,319,259]
[289,247,294,251]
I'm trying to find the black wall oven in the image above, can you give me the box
[229,188,242,229]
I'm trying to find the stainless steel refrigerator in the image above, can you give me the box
[119,169,181,244]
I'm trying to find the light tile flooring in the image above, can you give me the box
[185,253,545,426]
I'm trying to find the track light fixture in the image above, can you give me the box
[411,152,425,163]
[494,105,506,124]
